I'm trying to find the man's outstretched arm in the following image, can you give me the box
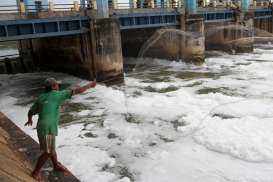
[72,81,96,95]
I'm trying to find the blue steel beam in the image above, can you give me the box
[0,16,89,42]
[119,15,178,29]
[118,12,179,29]
[254,8,272,19]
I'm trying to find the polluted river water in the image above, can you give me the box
[1,42,273,182]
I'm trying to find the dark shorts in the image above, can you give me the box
[38,134,56,154]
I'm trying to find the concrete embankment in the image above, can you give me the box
[0,112,80,182]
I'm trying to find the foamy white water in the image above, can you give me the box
[1,45,273,182]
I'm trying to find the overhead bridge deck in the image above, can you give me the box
[0,8,272,42]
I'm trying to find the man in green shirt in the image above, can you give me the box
[25,77,96,180]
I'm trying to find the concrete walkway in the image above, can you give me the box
[0,126,37,182]
[0,112,80,182]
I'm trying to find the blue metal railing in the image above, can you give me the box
[254,8,272,19]
[0,4,272,41]
[118,12,179,30]
[199,10,235,22]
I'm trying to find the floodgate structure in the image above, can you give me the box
[0,0,273,81]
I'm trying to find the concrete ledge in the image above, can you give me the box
[0,112,80,182]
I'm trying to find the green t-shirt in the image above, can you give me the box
[29,89,72,136]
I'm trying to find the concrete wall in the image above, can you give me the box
[121,27,162,58]
[121,26,184,60]
[21,18,123,82]
[31,34,94,79]
[0,112,80,182]
[254,18,273,33]
[121,14,205,64]
[253,16,273,44]
[205,12,254,53]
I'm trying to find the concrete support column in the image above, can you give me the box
[130,0,137,8]
[90,0,97,9]
[185,0,197,14]
[18,40,36,73]
[73,1,80,11]
[205,0,210,6]
[264,1,269,7]
[237,1,241,8]
[212,0,217,7]
[180,14,205,63]
[134,0,137,8]
[90,18,123,82]
[253,1,256,7]
[19,2,26,14]
[236,12,254,52]
[166,0,170,8]
[112,0,118,9]
[97,0,109,18]
[226,1,230,7]
[178,0,182,8]
[151,0,155,8]
[241,0,250,12]
[48,1,54,12]
[202,0,206,7]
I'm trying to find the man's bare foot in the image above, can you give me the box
[54,163,70,174]
[31,171,42,181]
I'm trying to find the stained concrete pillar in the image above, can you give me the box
[206,10,254,53]
[264,1,269,7]
[178,0,182,8]
[180,14,205,63]
[18,39,36,72]
[212,0,217,7]
[91,19,123,81]
[253,1,256,7]
[237,1,241,8]
[166,0,170,8]
[151,0,155,8]
[202,0,206,7]
[185,0,197,14]
[48,1,54,12]
[19,2,26,14]
[90,0,97,9]
[9,58,25,74]
[74,1,80,11]
[129,0,137,8]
